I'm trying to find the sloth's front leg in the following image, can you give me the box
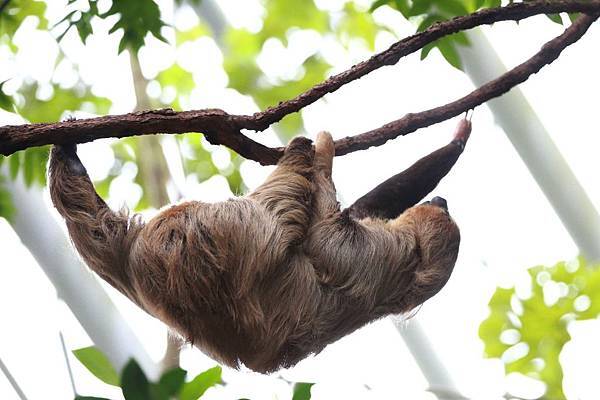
[48,144,142,302]
[248,136,314,245]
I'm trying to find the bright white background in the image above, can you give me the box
[1,0,600,399]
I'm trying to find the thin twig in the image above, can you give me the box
[59,331,78,398]
[0,1,598,163]
[0,355,28,400]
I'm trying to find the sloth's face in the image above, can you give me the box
[389,197,460,311]
[403,197,460,259]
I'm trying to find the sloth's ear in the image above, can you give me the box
[346,118,471,220]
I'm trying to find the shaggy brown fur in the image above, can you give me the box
[48,120,469,373]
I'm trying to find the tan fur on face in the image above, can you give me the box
[48,134,460,373]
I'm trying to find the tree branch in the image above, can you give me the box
[333,12,599,156]
[233,0,600,131]
[0,1,598,164]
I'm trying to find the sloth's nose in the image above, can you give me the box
[430,196,448,211]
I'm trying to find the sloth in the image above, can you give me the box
[48,119,470,373]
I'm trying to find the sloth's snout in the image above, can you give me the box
[430,196,448,211]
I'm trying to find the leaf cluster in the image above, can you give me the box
[56,0,167,53]
[72,346,315,400]
[368,0,582,69]
[479,257,600,399]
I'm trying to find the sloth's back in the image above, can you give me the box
[128,198,322,372]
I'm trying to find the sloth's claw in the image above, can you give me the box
[430,196,448,211]
[53,144,87,176]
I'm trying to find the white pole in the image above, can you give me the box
[4,173,157,378]
[457,28,600,262]
[189,1,467,397]
[392,319,467,399]
[0,356,28,400]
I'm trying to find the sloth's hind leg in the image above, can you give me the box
[347,119,471,220]
[249,137,314,245]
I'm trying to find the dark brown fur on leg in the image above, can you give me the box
[48,145,143,303]
[348,118,471,220]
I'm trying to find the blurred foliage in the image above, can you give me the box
[368,0,585,69]
[73,347,121,387]
[73,345,314,400]
[0,174,15,220]
[222,0,381,141]
[370,0,494,69]
[479,257,600,399]
[56,0,167,53]
[5,0,565,216]
[0,0,48,51]
[0,81,15,113]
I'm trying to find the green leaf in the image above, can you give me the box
[0,81,14,113]
[369,0,390,12]
[179,366,222,400]
[408,0,433,17]
[157,367,187,397]
[121,359,150,400]
[436,0,469,17]
[476,257,600,400]
[336,3,379,50]
[292,382,315,400]
[393,0,411,16]
[262,0,328,45]
[420,42,436,60]
[417,14,444,32]
[0,0,48,40]
[545,13,563,25]
[0,177,15,221]
[101,0,167,53]
[9,152,20,180]
[73,347,120,387]
[437,37,463,70]
[485,0,501,8]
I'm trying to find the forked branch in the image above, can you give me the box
[0,1,598,164]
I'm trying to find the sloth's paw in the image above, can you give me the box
[52,144,87,176]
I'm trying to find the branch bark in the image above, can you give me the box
[333,12,599,155]
[233,0,600,131]
[0,1,598,164]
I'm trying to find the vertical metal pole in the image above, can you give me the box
[4,175,157,378]
[392,319,467,399]
[0,356,28,400]
[457,28,600,262]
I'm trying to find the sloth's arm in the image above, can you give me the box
[48,145,142,301]
[347,119,471,220]
[248,136,315,246]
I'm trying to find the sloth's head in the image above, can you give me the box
[398,196,461,311]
